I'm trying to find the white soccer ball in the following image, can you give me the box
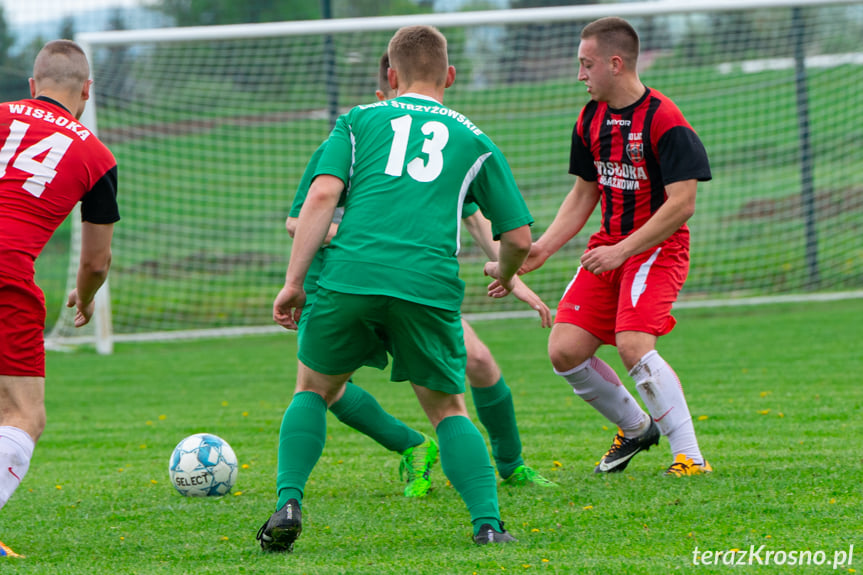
[168,433,238,497]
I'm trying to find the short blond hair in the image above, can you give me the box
[33,40,90,92]
[387,26,449,87]
[581,17,639,69]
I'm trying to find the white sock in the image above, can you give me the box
[557,357,650,436]
[630,351,704,464]
[0,426,35,510]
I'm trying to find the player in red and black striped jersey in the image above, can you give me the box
[0,41,119,533]
[521,17,712,477]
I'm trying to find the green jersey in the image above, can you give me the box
[313,94,532,311]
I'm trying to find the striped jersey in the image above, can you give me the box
[569,88,710,247]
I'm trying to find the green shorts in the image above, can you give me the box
[298,288,466,394]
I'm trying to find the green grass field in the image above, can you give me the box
[3,298,861,573]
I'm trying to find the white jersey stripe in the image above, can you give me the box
[455,151,492,256]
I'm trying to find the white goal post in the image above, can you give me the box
[48,0,863,351]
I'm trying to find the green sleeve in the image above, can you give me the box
[461,201,479,218]
[289,141,328,217]
[468,147,533,239]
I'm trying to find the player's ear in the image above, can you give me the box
[610,55,624,75]
[387,67,398,93]
[81,78,93,101]
[445,65,456,89]
[375,89,386,102]
[28,78,36,98]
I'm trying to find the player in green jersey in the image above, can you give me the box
[282,52,557,497]
[257,25,533,551]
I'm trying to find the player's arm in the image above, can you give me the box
[494,224,532,292]
[286,216,340,245]
[465,212,552,326]
[462,211,497,260]
[580,179,696,275]
[274,174,343,330]
[67,221,114,328]
[522,176,599,274]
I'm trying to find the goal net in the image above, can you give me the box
[45,0,863,348]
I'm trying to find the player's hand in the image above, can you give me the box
[66,289,95,328]
[484,262,516,298]
[273,284,306,330]
[580,244,627,275]
[519,242,549,275]
[509,276,553,327]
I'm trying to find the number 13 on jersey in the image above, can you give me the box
[384,115,449,183]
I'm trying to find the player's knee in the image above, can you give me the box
[465,344,497,384]
[616,338,654,372]
[548,340,589,373]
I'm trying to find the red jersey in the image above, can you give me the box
[569,88,710,248]
[0,96,119,282]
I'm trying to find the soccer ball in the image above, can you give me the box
[168,433,238,497]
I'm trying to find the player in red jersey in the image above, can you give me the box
[516,17,712,476]
[0,40,119,542]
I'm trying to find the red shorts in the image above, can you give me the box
[0,276,47,377]
[555,237,689,346]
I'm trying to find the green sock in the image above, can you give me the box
[471,377,524,479]
[329,381,423,453]
[276,391,328,510]
[436,415,500,535]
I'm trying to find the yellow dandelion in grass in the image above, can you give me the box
[221,536,229,541]
[765,535,772,539]
[221,401,229,407]
[830,498,836,504]
[552,460,562,468]
[531,528,540,533]
[242,411,249,417]
[118,468,124,473]
[233,491,243,496]
[542,559,549,563]
[522,565,531,569]
[337,459,344,464]
[847,568,856,573]
[145,420,153,426]
[150,479,158,485]
[241,464,250,469]
[158,414,167,421]
[759,391,771,397]
[778,412,785,418]
[601,425,609,431]
[139,444,147,449]
[583,505,593,510]
[698,415,708,421]
[758,409,770,415]
[120,536,125,541]
[55,485,62,490]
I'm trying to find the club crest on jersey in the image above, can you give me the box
[625,142,644,164]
